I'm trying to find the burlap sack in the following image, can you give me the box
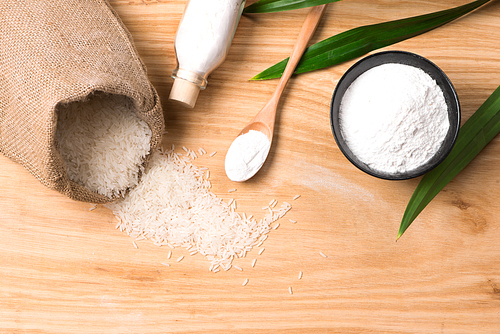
[0,0,164,203]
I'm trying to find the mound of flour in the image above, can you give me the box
[339,63,449,174]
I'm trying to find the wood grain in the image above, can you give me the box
[2,1,500,333]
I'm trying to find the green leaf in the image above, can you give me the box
[244,0,341,14]
[251,0,491,80]
[398,85,500,240]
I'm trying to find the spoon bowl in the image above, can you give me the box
[239,121,272,139]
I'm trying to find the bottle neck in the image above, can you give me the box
[172,68,208,90]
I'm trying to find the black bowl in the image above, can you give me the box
[330,51,461,180]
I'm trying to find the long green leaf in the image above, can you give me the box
[244,0,341,14]
[398,85,500,240]
[251,0,491,80]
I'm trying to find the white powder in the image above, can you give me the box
[225,130,271,182]
[339,63,449,175]
[175,0,245,75]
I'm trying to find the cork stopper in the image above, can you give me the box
[169,78,200,109]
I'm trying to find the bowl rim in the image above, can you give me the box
[330,50,461,180]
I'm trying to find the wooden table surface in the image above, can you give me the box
[2,0,500,332]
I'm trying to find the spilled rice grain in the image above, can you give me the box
[106,148,292,272]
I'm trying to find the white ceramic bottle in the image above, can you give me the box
[169,0,246,108]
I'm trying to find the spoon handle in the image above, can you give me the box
[271,4,327,102]
[240,4,327,139]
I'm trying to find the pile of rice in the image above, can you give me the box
[57,94,291,271]
[56,94,152,198]
[106,146,291,271]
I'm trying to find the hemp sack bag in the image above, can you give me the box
[0,0,164,203]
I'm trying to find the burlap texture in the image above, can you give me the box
[0,0,164,203]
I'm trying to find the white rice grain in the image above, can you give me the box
[242,278,249,286]
[105,149,293,272]
[56,94,152,198]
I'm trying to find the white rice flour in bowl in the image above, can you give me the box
[330,51,460,180]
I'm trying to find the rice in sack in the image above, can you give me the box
[0,0,164,203]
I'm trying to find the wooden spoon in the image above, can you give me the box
[225,4,327,181]
[239,4,327,139]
